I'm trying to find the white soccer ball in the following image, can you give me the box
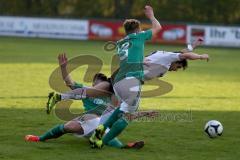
[204,120,223,138]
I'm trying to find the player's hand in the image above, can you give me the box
[144,5,154,19]
[200,54,209,62]
[58,53,68,68]
[192,37,204,48]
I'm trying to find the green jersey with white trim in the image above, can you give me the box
[114,29,152,84]
[72,82,111,113]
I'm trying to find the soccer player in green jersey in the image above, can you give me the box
[89,5,162,148]
[25,53,157,149]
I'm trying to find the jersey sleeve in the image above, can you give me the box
[137,29,153,41]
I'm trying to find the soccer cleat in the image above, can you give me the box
[89,135,96,146]
[95,125,105,139]
[123,141,145,149]
[25,135,40,142]
[90,140,104,149]
[46,92,61,114]
[89,125,105,141]
[89,125,105,148]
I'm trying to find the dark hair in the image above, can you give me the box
[123,19,140,35]
[175,59,188,70]
[93,73,108,82]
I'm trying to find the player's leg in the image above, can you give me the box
[90,77,141,148]
[25,120,84,142]
[104,77,141,128]
[25,113,100,142]
[46,83,112,114]
[61,82,111,100]
[88,106,125,149]
[40,120,84,141]
[73,109,143,149]
[107,137,124,148]
[91,123,144,149]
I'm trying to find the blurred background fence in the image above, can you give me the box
[0,0,240,47]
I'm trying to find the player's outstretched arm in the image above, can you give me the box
[144,5,161,37]
[58,53,75,89]
[179,52,209,61]
[181,38,204,53]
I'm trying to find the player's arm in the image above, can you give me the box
[181,38,204,53]
[179,52,209,61]
[144,5,162,37]
[58,53,75,89]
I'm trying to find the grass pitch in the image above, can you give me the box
[0,37,240,160]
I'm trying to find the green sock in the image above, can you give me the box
[107,138,124,149]
[103,117,128,145]
[103,107,124,129]
[39,124,65,141]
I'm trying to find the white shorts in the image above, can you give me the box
[74,114,100,138]
[74,107,115,138]
[113,77,141,113]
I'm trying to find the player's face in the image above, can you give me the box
[169,63,183,71]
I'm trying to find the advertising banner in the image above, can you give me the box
[89,20,186,44]
[154,24,186,44]
[89,20,124,40]
[0,16,89,40]
[187,25,240,47]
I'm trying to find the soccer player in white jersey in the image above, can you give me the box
[144,39,208,80]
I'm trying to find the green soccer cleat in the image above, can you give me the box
[46,92,61,114]
[89,125,105,149]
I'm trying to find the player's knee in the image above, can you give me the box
[64,122,74,132]
[64,121,83,133]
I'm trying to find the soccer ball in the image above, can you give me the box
[204,120,223,138]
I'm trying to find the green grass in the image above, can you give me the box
[0,36,240,160]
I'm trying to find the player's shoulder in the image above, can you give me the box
[136,29,152,37]
[127,30,151,37]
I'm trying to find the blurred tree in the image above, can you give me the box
[114,0,133,18]
[0,0,239,24]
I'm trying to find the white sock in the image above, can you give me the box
[60,93,82,100]
[60,88,86,100]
